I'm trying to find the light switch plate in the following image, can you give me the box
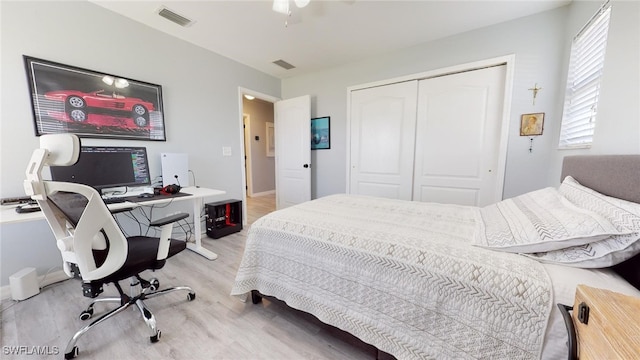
[222,147,232,156]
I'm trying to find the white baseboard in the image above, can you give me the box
[249,190,275,197]
[1,270,70,301]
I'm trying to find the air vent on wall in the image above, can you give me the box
[158,6,195,27]
[272,59,296,70]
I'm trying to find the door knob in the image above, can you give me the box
[303,164,310,168]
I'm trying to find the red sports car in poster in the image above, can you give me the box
[44,90,154,128]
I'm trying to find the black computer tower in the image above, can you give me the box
[205,199,242,239]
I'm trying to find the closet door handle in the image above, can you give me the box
[303,164,310,168]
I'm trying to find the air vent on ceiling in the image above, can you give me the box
[272,59,296,70]
[158,6,194,27]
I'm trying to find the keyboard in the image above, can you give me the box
[102,197,126,204]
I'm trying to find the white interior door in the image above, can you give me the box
[349,81,418,200]
[413,65,506,206]
[275,95,311,209]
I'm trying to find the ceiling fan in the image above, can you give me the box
[272,0,310,15]
[272,0,354,27]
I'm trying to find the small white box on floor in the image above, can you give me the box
[9,267,40,300]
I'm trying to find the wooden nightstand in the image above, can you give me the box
[560,284,640,359]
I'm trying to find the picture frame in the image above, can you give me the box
[266,122,275,157]
[520,112,545,136]
[311,116,330,150]
[24,55,166,141]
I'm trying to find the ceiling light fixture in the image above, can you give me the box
[272,0,289,15]
[273,0,310,15]
[244,95,255,100]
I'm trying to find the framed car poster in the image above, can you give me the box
[23,56,166,141]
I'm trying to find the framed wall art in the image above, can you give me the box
[266,122,275,157]
[520,112,545,136]
[24,56,166,141]
[311,116,330,150]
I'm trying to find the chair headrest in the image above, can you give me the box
[40,134,80,166]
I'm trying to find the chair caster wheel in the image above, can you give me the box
[150,330,161,343]
[149,278,160,292]
[64,346,79,359]
[79,308,93,320]
[187,292,196,301]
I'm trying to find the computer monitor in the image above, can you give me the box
[50,146,151,192]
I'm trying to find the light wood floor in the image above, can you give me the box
[0,194,376,359]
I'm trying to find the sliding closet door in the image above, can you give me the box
[413,65,506,206]
[349,81,418,200]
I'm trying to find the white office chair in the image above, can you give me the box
[24,134,196,359]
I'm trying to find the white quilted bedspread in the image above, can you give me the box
[231,195,552,359]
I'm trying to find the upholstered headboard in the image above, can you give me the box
[561,155,640,290]
[561,155,640,204]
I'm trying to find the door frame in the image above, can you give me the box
[237,87,280,225]
[242,113,253,196]
[345,55,515,202]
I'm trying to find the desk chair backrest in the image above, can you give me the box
[24,134,127,282]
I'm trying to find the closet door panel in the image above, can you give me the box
[414,66,506,206]
[349,81,418,200]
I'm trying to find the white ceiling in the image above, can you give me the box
[90,0,570,79]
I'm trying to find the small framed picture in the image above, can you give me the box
[311,116,330,150]
[266,122,275,157]
[520,112,544,136]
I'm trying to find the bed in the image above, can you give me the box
[231,155,640,359]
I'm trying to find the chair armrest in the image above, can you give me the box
[151,212,189,261]
[149,212,189,227]
[110,207,136,215]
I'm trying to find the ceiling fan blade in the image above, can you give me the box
[273,0,289,14]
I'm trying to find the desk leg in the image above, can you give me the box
[186,196,218,260]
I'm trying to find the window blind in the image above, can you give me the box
[558,2,611,148]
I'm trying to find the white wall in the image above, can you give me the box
[0,1,280,286]
[283,1,639,199]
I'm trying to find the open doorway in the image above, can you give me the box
[238,88,278,225]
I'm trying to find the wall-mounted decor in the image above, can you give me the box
[24,56,166,141]
[266,122,275,157]
[311,116,330,150]
[528,83,542,105]
[520,112,544,136]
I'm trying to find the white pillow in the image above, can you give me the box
[473,187,627,253]
[559,176,640,232]
[528,176,640,268]
[526,233,640,268]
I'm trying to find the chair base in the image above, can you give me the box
[64,277,195,359]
